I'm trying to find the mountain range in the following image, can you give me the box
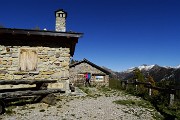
[103,64,180,84]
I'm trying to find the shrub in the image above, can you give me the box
[5,106,16,115]
[113,99,153,109]
[109,79,122,90]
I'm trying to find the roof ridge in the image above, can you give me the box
[70,58,111,75]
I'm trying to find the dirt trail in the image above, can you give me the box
[0,87,163,120]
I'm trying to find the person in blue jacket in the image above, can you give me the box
[85,72,91,87]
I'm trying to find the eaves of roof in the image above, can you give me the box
[0,28,83,38]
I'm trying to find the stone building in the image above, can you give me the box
[69,59,110,86]
[0,9,83,92]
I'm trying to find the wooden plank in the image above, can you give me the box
[0,80,57,85]
[0,87,36,93]
[0,89,64,99]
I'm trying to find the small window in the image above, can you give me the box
[19,49,37,71]
[95,76,104,81]
[63,14,65,18]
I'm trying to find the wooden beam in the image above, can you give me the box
[0,80,57,85]
[0,89,64,99]
[0,87,36,93]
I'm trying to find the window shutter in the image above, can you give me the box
[20,50,27,71]
[27,50,37,71]
[19,49,37,71]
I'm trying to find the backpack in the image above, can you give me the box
[88,73,91,79]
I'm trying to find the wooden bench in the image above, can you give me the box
[0,79,65,114]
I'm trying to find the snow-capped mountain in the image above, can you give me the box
[138,64,155,71]
[175,65,180,69]
[126,64,155,73]
[116,64,180,83]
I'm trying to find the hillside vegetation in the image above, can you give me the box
[109,67,180,120]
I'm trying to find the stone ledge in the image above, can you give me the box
[61,77,69,80]
[0,51,16,55]
[14,71,39,75]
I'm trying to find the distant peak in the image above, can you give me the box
[175,65,180,69]
[124,64,155,73]
[142,64,148,66]
[162,65,180,69]
[138,64,155,71]
[121,64,180,73]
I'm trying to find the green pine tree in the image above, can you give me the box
[147,75,159,96]
[70,59,78,64]
[133,68,146,95]
[133,68,145,82]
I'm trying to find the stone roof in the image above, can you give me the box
[70,58,111,75]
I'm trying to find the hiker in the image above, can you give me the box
[85,72,91,87]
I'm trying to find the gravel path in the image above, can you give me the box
[0,87,162,120]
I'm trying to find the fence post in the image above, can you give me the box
[149,88,152,96]
[148,82,152,96]
[122,81,125,89]
[126,80,128,90]
[169,89,175,106]
[135,79,138,91]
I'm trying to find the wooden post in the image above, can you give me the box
[148,82,152,96]
[126,80,128,90]
[170,94,174,106]
[169,89,175,106]
[0,89,64,99]
[121,81,125,89]
[149,88,152,96]
[0,80,57,85]
[135,79,138,91]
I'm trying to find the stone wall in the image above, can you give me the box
[0,45,70,92]
[70,63,109,86]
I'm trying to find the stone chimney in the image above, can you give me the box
[55,9,67,32]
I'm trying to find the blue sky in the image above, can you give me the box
[0,0,180,71]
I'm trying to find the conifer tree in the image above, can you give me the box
[70,59,78,64]
[147,75,159,96]
[147,75,155,86]
[133,68,146,95]
[133,68,145,82]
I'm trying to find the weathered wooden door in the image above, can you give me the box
[19,49,37,71]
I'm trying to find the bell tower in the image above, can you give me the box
[55,9,67,32]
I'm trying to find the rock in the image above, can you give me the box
[40,71,55,75]
[61,61,69,67]
[0,70,7,74]
[51,72,62,79]
[55,53,60,58]
[48,82,64,89]
[12,53,18,58]
[41,94,57,105]
[2,61,7,65]
[47,51,55,56]
[62,53,70,57]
